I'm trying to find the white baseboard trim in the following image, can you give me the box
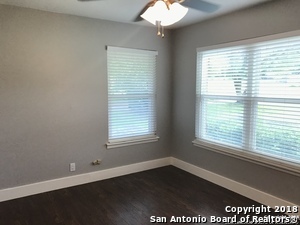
[1,156,298,217]
[170,157,300,216]
[0,157,171,202]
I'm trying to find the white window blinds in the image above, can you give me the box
[195,34,300,166]
[107,46,158,146]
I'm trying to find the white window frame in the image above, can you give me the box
[106,46,159,149]
[193,30,300,176]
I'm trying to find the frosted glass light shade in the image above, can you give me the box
[161,2,188,26]
[141,0,188,27]
[141,0,169,25]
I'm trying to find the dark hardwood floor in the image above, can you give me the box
[0,166,286,225]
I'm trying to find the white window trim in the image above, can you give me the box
[194,30,300,176]
[192,139,300,177]
[197,30,300,53]
[106,135,159,149]
[106,46,159,149]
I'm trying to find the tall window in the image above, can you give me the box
[106,46,158,149]
[194,32,300,170]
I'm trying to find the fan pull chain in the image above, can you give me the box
[157,21,161,36]
[156,21,165,38]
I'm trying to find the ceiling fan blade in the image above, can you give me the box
[133,1,154,22]
[182,0,219,13]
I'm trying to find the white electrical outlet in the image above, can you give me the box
[70,163,76,172]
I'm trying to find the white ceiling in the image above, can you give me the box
[0,0,270,28]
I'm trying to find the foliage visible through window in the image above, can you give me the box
[107,46,157,144]
[195,35,300,165]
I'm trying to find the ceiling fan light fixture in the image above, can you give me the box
[141,0,188,27]
[141,0,169,25]
[141,0,188,37]
[161,2,188,26]
[140,7,156,25]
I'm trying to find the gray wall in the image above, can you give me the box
[1,0,299,205]
[172,0,300,204]
[0,5,172,189]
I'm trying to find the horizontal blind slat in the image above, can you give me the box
[107,47,157,141]
[196,34,300,164]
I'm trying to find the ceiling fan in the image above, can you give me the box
[78,0,220,37]
[134,0,219,21]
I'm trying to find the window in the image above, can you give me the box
[106,46,158,149]
[194,32,300,172]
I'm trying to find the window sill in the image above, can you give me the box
[192,139,300,177]
[106,135,159,149]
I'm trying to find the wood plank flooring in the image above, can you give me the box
[0,166,286,225]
